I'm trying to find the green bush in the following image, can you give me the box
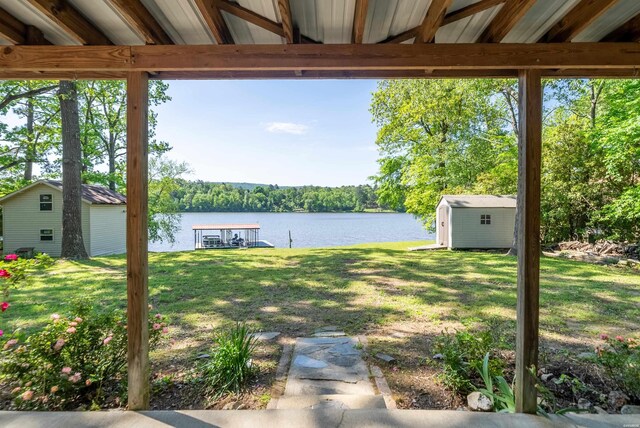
[0,300,168,410]
[432,328,505,393]
[200,323,258,398]
[595,334,640,400]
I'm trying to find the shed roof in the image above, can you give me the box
[440,194,516,208]
[0,180,126,205]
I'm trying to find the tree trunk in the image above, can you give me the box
[23,97,34,181]
[59,80,88,260]
[108,143,116,191]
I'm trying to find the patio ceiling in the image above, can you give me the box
[0,0,638,79]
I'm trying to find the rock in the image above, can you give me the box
[293,355,328,369]
[608,390,629,410]
[312,331,346,337]
[375,353,395,363]
[621,405,640,414]
[432,353,444,360]
[577,352,596,361]
[455,406,468,411]
[391,332,407,338]
[222,401,238,410]
[196,354,210,359]
[315,326,338,332]
[250,332,281,341]
[577,398,593,411]
[541,373,554,382]
[467,391,493,412]
[370,366,384,378]
[593,406,608,415]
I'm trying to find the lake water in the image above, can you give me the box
[149,212,433,252]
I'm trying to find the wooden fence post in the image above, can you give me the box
[515,69,542,414]
[126,71,149,410]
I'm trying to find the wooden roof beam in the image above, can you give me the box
[415,0,453,44]
[277,0,294,43]
[442,0,506,26]
[194,0,234,44]
[108,0,173,45]
[352,0,368,43]
[26,0,111,45]
[2,43,639,73]
[382,0,505,44]
[381,27,419,44]
[0,7,28,44]
[215,0,285,38]
[601,12,640,42]
[541,0,618,43]
[478,0,537,43]
[2,68,640,81]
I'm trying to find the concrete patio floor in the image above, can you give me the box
[0,410,637,428]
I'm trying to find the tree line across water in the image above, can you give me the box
[171,181,391,213]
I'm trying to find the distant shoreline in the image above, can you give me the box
[176,209,401,214]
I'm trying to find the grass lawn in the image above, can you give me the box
[5,241,639,409]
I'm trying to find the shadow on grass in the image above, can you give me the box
[8,245,640,351]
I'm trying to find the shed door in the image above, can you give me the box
[438,206,449,247]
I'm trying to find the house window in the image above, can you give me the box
[480,214,491,225]
[40,229,54,241]
[40,194,52,211]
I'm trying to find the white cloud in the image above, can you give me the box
[265,122,309,135]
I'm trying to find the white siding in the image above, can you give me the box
[89,205,126,256]
[450,207,515,249]
[1,184,90,257]
[435,199,450,247]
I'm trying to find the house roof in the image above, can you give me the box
[440,195,516,208]
[0,180,126,205]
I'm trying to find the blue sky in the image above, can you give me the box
[154,80,380,187]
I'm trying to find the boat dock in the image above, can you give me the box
[192,223,274,250]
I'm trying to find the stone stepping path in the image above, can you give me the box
[273,334,387,410]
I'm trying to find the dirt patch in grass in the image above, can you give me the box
[150,339,281,410]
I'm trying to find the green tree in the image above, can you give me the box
[148,155,191,243]
[78,80,171,190]
[370,79,516,227]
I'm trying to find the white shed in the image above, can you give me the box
[0,180,126,257]
[436,195,516,249]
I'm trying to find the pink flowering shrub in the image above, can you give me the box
[0,300,169,410]
[0,253,54,337]
[594,333,640,400]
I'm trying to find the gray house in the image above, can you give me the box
[436,195,516,249]
[0,180,126,257]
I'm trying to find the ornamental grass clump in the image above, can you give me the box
[0,300,169,410]
[201,322,258,398]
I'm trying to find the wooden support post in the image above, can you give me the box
[126,71,150,410]
[515,69,542,414]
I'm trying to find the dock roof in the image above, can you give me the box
[192,224,261,230]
